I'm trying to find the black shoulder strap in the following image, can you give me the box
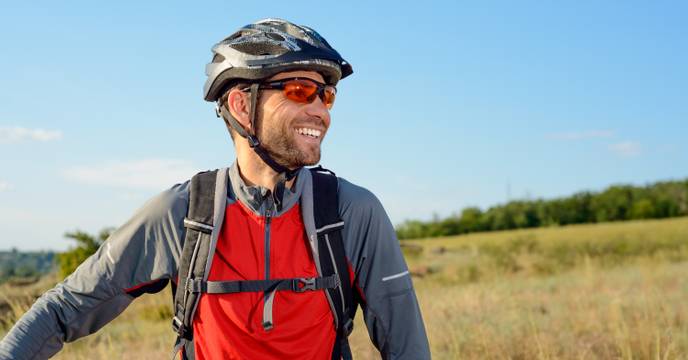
[172,170,218,360]
[310,166,356,360]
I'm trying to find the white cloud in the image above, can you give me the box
[609,141,642,157]
[63,158,197,190]
[0,181,11,192]
[546,130,615,141]
[0,126,63,144]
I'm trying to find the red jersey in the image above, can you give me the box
[192,200,336,359]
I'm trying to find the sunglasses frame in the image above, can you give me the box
[243,77,337,108]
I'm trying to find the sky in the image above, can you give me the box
[1,1,686,250]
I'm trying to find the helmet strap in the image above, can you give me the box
[248,83,259,134]
[217,83,300,210]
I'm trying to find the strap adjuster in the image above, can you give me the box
[247,135,260,148]
[172,316,186,336]
[342,317,354,337]
[185,278,203,293]
[293,277,317,292]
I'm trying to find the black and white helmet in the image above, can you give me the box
[203,18,353,102]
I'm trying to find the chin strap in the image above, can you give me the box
[217,83,300,211]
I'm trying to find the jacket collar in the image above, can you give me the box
[228,161,305,216]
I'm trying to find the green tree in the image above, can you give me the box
[396,220,428,240]
[591,186,634,222]
[630,199,655,219]
[56,228,114,279]
[394,178,688,240]
[457,207,485,233]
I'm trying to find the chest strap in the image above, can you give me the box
[185,275,339,294]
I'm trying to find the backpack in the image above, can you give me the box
[170,167,356,359]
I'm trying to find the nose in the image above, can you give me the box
[305,96,331,127]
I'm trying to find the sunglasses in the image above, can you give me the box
[245,77,337,109]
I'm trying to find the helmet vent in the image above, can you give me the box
[227,32,243,41]
[212,54,225,63]
[230,42,288,56]
[266,32,285,41]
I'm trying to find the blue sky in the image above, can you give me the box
[1,1,686,250]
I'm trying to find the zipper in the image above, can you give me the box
[265,207,272,280]
[261,192,275,330]
[264,192,273,291]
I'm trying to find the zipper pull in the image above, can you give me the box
[264,190,273,221]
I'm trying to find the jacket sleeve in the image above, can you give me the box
[338,178,431,359]
[0,182,189,360]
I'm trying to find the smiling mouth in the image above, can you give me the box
[295,127,322,139]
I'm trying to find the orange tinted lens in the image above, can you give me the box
[323,87,336,109]
[284,80,318,103]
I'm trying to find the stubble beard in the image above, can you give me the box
[257,115,322,169]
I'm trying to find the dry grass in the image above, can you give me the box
[347,260,688,359]
[2,217,688,359]
[51,289,174,359]
[0,275,58,331]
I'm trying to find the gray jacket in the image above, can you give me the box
[0,165,430,359]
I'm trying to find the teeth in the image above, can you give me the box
[296,128,321,138]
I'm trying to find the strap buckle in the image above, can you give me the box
[293,277,316,292]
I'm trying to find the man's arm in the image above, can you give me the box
[338,178,431,359]
[0,182,189,360]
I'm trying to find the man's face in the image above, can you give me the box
[254,70,332,169]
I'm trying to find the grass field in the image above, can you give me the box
[2,217,688,359]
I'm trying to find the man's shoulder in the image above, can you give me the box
[157,180,191,206]
[134,180,191,222]
[336,176,386,218]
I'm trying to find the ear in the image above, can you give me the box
[227,88,252,132]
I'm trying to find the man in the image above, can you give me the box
[0,19,430,359]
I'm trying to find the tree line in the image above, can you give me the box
[0,229,114,283]
[396,179,688,240]
[0,249,55,283]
